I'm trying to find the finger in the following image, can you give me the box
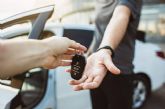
[65,69,71,73]
[65,48,76,55]
[69,41,87,51]
[60,55,73,60]
[85,76,94,83]
[69,75,87,85]
[104,55,120,74]
[60,61,72,66]
[82,82,98,89]
[73,85,83,91]
[83,76,102,89]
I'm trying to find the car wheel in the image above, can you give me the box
[132,73,151,109]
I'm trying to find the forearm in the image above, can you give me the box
[100,5,131,50]
[0,39,48,78]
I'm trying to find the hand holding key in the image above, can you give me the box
[41,37,87,69]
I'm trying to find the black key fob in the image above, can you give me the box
[71,54,86,80]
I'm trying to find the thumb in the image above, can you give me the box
[104,55,120,74]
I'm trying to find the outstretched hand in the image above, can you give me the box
[68,49,120,91]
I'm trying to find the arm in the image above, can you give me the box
[0,37,86,79]
[100,5,131,50]
[69,5,132,90]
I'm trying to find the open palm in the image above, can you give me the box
[69,49,120,91]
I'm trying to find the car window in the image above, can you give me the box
[10,68,48,109]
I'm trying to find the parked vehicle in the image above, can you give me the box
[132,4,165,109]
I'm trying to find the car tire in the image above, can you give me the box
[132,73,151,109]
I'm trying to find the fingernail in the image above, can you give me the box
[116,70,121,74]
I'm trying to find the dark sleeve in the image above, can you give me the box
[118,0,142,21]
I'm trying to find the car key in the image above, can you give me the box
[71,54,86,80]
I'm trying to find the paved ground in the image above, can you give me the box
[141,84,165,109]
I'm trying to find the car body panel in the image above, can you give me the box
[134,41,165,90]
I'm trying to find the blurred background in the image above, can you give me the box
[0,0,165,109]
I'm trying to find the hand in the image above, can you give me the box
[69,49,120,91]
[41,36,87,69]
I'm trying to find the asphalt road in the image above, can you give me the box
[141,84,165,109]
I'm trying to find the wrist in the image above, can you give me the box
[96,46,115,58]
[97,49,113,56]
[41,39,55,56]
[39,40,54,67]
